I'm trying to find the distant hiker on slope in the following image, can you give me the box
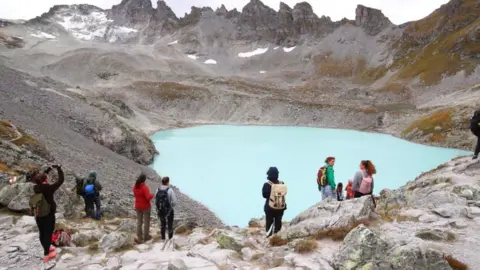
[155,176,177,241]
[133,173,154,244]
[352,160,376,198]
[262,167,287,237]
[83,171,103,220]
[471,109,480,159]
[317,157,336,200]
[28,164,64,264]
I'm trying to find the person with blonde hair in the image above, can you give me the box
[352,160,376,198]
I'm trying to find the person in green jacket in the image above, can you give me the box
[321,157,337,200]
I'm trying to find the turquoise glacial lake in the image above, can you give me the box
[150,125,470,226]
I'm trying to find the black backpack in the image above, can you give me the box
[471,110,480,135]
[155,187,171,217]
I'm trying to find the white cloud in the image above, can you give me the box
[0,0,450,25]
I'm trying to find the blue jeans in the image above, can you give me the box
[84,195,102,219]
[321,185,337,200]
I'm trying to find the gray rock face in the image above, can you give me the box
[110,0,154,26]
[333,225,451,270]
[280,196,374,240]
[167,258,188,270]
[100,231,133,251]
[355,5,392,35]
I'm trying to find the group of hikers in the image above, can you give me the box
[261,158,377,237]
[26,166,178,264]
[23,108,480,264]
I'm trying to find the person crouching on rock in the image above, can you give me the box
[352,160,376,198]
[336,182,344,201]
[133,173,154,244]
[155,176,177,241]
[29,164,64,263]
[262,167,287,238]
[345,179,354,199]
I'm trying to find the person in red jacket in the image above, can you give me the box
[132,173,154,244]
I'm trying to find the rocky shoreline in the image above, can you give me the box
[0,156,478,269]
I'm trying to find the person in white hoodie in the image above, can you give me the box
[155,176,177,240]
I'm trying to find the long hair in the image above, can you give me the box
[135,173,146,189]
[361,160,377,176]
[325,157,335,164]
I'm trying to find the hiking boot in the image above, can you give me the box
[474,155,478,160]
[134,238,143,244]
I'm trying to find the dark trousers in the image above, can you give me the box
[475,136,480,156]
[159,210,174,240]
[35,213,56,256]
[265,209,284,237]
[84,195,101,219]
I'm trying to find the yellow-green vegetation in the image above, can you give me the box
[443,254,469,270]
[402,109,454,142]
[313,52,387,84]
[132,81,210,101]
[391,0,480,85]
[0,121,18,140]
[293,239,318,254]
[377,82,410,95]
[175,226,193,236]
[269,235,288,247]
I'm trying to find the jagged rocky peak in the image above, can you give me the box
[355,5,392,35]
[179,6,214,26]
[110,0,154,26]
[292,2,321,34]
[154,0,178,22]
[216,4,229,16]
[238,0,278,40]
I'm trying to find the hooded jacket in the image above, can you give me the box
[262,167,286,212]
[33,167,64,216]
[133,183,154,210]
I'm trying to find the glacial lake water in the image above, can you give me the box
[150,125,470,226]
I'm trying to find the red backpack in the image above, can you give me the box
[52,230,72,247]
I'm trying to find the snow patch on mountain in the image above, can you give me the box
[187,55,198,60]
[204,59,217,65]
[274,47,279,50]
[55,11,111,41]
[106,26,138,43]
[168,40,178,45]
[283,46,296,52]
[31,32,56,39]
[260,71,266,74]
[238,47,268,58]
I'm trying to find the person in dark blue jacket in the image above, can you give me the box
[262,167,286,237]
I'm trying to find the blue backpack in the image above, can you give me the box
[84,184,95,195]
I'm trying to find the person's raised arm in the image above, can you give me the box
[48,165,64,191]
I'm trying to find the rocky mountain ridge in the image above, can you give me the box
[14,0,393,45]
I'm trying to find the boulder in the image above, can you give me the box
[15,216,37,232]
[100,232,133,252]
[241,247,264,262]
[415,228,456,242]
[0,183,32,207]
[280,196,374,240]
[215,231,243,252]
[72,231,103,247]
[333,225,451,269]
[118,219,136,232]
[167,258,188,270]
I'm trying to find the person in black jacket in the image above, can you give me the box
[471,110,480,159]
[262,167,286,237]
[31,164,64,263]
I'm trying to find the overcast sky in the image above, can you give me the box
[0,0,450,25]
